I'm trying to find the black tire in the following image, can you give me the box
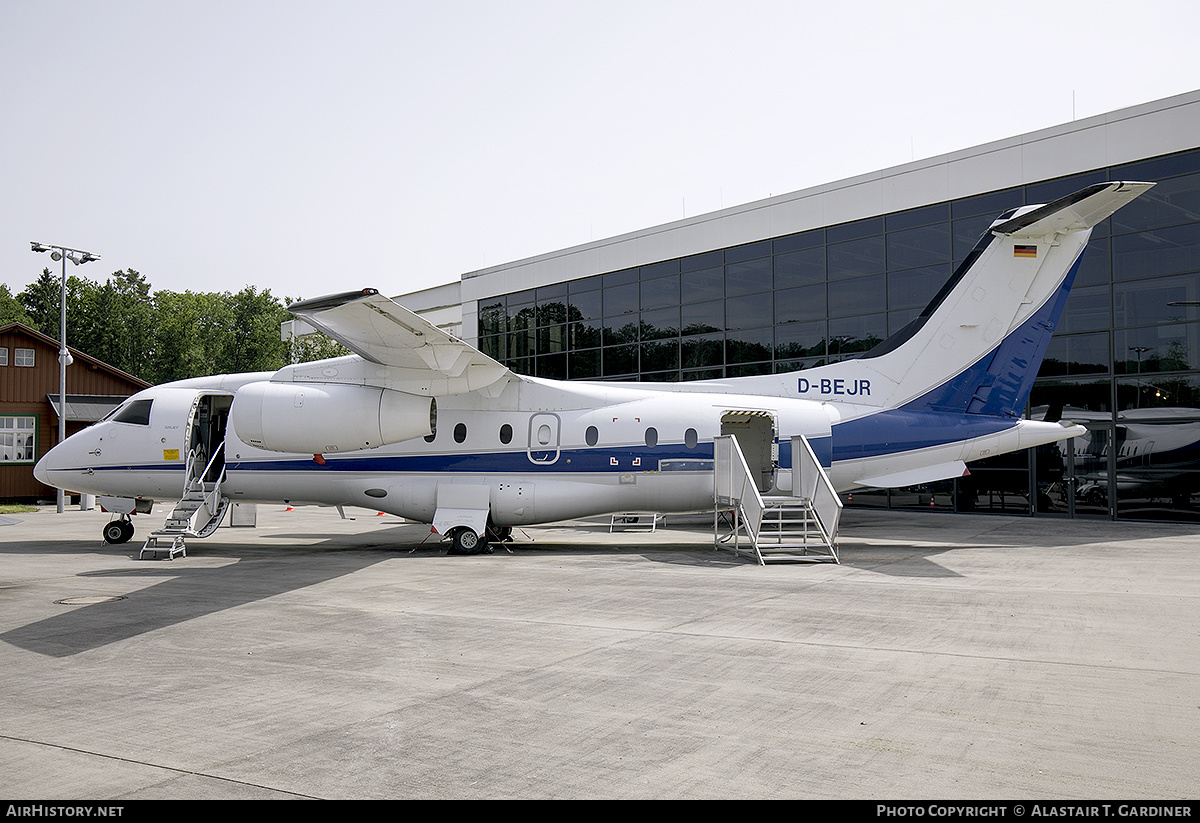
[449,528,485,555]
[103,520,131,544]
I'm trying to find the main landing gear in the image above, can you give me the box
[448,526,492,555]
[103,516,135,545]
[445,522,515,555]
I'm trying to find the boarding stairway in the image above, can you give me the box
[714,434,841,564]
[140,443,230,560]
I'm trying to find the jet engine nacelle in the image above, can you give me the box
[231,381,435,454]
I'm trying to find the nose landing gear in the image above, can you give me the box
[102,516,135,545]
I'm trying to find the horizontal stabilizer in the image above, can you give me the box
[990,181,1154,237]
[854,460,969,489]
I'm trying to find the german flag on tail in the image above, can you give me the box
[1014,244,1038,258]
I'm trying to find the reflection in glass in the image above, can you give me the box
[641,274,680,310]
[955,453,1031,514]
[887,264,951,311]
[726,258,772,296]
[1040,332,1110,377]
[1109,400,1200,521]
[829,273,885,317]
[775,320,826,360]
[640,306,679,340]
[680,266,725,302]
[1110,171,1200,234]
[886,223,951,270]
[1116,324,1200,375]
[682,299,723,335]
[774,247,825,287]
[1058,284,1111,334]
[604,281,640,316]
[641,339,679,372]
[1112,223,1200,281]
[1113,273,1200,328]
[682,333,723,370]
[726,293,772,331]
[829,314,885,356]
[775,283,826,324]
[602,344,637,376]
[828,235,885,279]
[726,327,772,364]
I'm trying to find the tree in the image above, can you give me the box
[220,286,290,375]
[0,284,32,327]
[18,269,61,338]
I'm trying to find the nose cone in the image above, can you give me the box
[33,442,66,488]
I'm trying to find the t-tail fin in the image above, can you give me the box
[791,181,1154,417]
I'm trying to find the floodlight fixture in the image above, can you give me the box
[29,241,100,266]
[27,240,101,513]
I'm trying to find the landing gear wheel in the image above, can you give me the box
[448,527,488,555]
[103,519,134,545]
[487,523,513,543]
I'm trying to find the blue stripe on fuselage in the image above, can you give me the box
[85,435,836,477]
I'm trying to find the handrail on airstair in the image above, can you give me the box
[713,434,841,564]
[139,442,229,560]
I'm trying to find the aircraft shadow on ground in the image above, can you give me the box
[2,516,1039,658]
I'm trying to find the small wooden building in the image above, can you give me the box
[0,322,150,502]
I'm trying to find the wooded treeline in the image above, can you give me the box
[0,268,347,384]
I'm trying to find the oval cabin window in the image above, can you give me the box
[500,423,513,444]
[585,425,599,446]
[453,423,467,443]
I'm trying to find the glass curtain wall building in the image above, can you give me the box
[455,92,1200,522]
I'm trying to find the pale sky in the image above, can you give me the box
[3,0,1199,305]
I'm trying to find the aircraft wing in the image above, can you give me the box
[287,288,511,394]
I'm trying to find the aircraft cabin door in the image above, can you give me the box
[720,410,775,493]
[527,413,561,465]
[185,393,233,486]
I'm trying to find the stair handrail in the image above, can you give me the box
[714,434,765,547]
[198,441,226,514]
[790,434,842,548]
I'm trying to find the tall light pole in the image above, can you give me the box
[29,242,100,513]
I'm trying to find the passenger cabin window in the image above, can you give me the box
[500,423,513,444]
[685,428,698,449]
[645,427,658,447]
[537,424,552,445]
[453,423,467,443]
[113,399,152,426]
[585,425,599,446]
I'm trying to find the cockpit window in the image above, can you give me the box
[112,399,153,426]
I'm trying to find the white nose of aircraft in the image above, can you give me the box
[33,435,84,491]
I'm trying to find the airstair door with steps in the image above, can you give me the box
[141,393,233,559]
[714,433,841,564]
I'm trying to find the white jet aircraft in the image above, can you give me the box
[35,181,1152,554]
